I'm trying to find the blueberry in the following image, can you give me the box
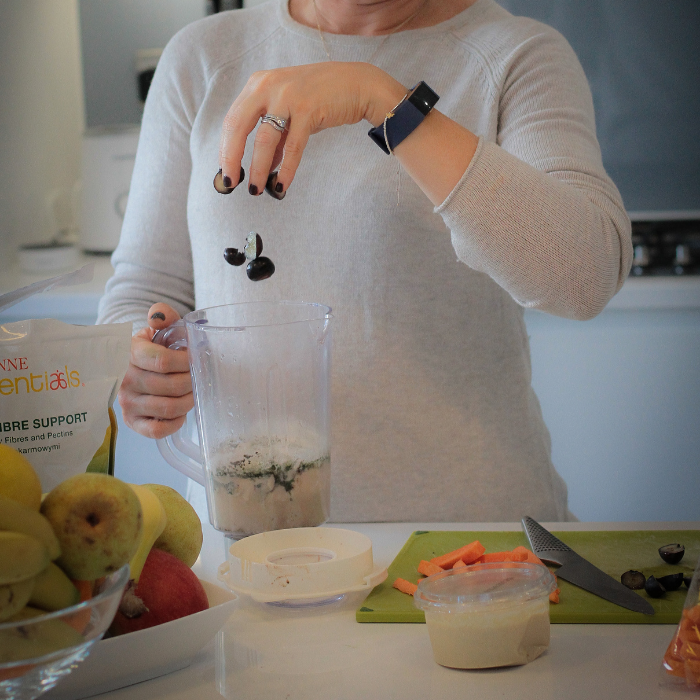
[644,575,666,598]
[224,248,246,266]
[620,570,646,590]
[658,544,685,565]
[213,168,234,194]
[657,573,684,591]
[244,232,263,261]
[246,256,275,281]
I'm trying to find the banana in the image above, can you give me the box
[0,532,49,585]
[0,606,84,662]
[127,484,167,582]
[0,494,61,560]
[0,577,36,622]
[29,562,80,612]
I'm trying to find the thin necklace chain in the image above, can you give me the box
[310,0,429,206]
[311,0,429,64]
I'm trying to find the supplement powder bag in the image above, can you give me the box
[0,266,131,491]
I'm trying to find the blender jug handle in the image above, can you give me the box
[151,321,206,485]
[157,428,206,486]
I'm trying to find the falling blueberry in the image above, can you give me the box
[224,248,246,266]
[244,232,263,260]
[246,256,275,281]
[213,168,235,194]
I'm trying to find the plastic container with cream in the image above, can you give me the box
[413,562,557,669]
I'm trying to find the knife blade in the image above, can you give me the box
[521,516,654,615]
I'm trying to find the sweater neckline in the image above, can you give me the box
[276,0,491,50]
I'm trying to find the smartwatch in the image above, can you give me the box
[368,81,440,155]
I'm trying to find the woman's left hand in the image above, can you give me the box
[218,61,405,196]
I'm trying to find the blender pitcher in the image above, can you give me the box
[153,301,332,540]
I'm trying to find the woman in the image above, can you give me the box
[98,0,632,522]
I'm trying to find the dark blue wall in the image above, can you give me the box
[496,0,700,213]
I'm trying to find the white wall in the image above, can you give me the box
[0,0,84,269]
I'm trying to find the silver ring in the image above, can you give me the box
[260,114,288,132]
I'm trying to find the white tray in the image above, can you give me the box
[45,580,238,700]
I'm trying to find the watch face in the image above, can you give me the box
[409,82,439,114]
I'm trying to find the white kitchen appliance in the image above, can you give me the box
[79,126,140,253]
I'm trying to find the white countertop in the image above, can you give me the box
[86,520,699,700]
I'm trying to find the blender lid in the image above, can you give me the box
[217,527,387,604]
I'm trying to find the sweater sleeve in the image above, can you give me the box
[96,26,204,331]
[436,26,632,320]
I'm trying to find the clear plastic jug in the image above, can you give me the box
[153,301,332,540]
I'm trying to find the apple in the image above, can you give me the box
[109,548,209,635]
[143,484,203,567]
[40,473,142,581]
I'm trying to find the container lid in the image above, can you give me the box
[414,562,556,613]
[217,527,387,605]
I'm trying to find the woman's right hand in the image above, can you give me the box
[118,303,194,440]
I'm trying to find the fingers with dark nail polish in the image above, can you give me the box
[265,172,286,200]
[249,184,259,196]
[150,312,166,320]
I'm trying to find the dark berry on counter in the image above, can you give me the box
[657,573,684,591]
[620,570,646,590]
[658,544,685,565]
[644,575,666,598]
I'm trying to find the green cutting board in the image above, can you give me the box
[357,530,700,624]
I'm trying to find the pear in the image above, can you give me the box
[144,484,203,567]
[0,444,42,510]
[41,474,142,581]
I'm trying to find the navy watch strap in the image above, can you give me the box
[368,82,439,155]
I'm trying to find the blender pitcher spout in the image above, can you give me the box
[317,312,333,345]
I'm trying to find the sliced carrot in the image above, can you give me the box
[511,546,545,566]
[0,665,35,682]
[66,579,94,633]
[418,560,443,577]
[681,640,700,659]
[477,551,513,563]
[393,578,418,596]
[688,606,700,625]
[453,559,467,569]
[430,540,485,569]
[509,548,529,562]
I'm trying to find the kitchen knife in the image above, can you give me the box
[521,516,655,615]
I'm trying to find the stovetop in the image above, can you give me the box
[630,219,700,276]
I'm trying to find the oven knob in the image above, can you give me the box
[673,244,692,275]
[631,244,650,275]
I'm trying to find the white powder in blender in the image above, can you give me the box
[206,431,330,538]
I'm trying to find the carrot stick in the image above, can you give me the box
[453,559,467,569]
[430,540,485,569]
[477,551,513,563]
[511,546,545,566]
[549,574,560,603]
[418,560,444,577]
[392,578,418,596]
[66,579,94,633]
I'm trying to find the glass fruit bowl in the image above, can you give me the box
[0,564,129,700]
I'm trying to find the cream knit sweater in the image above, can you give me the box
[97,0,632,523]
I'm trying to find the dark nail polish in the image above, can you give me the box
[249,184,258,196]
[222,174,232,188]
[239,166,245,184]
[265,172,286,200]
[150,312,166,321]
